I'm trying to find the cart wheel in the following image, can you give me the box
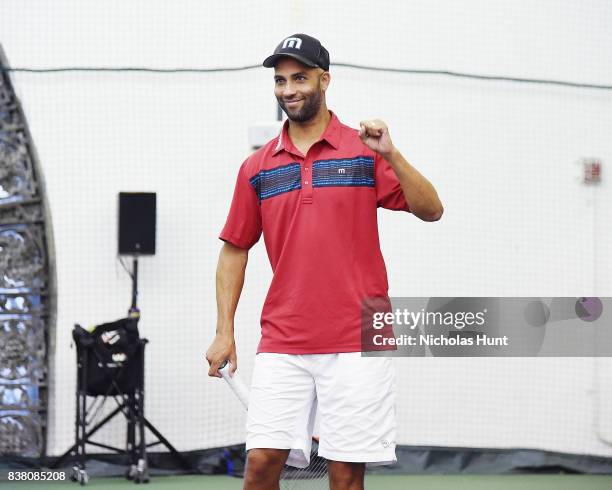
[134,473,149,484]
[78,469,89,486]
[126,464,138,480]
[70,466,80,482]
[134,459,150,484]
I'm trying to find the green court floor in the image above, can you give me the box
[3,474,612,490]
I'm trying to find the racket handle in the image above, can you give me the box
[219,360,250,410]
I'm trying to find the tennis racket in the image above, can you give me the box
[218,360,328,489]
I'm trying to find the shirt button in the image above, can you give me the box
[305,181,309,185]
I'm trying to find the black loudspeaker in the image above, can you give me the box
[118,192,156,255]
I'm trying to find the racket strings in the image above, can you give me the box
[280,440,329,489]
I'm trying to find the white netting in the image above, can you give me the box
[0,0,610,459]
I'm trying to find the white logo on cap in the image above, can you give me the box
[282,37,302,49]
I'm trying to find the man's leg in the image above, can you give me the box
[328,460,365,490]
[243,448,289,490]
[245,354,317,487]
[314,353,397,479]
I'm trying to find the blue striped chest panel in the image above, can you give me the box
[250,163,301,201]
[312,156,374,188]
[249,156,375,201]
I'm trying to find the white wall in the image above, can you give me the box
[1,0,611,457]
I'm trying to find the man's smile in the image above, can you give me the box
[285,99,304,107]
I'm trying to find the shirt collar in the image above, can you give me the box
[273,110,341,156]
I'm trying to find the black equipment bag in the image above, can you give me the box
[72,317,142,396]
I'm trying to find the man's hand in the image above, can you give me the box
[359,119,395,158]
[205,332,237,378]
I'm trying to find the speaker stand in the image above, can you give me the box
[126,255,192,472]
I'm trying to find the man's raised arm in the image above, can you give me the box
[359,119,444,222]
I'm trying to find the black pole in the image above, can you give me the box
[129,256,140,318]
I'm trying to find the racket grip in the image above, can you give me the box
[219,361,250,410]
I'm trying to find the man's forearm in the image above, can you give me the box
[216,243,248,335]
[383,147,443,221]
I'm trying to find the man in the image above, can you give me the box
[206,34,443,490]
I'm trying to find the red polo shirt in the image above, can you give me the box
[220,110,410,354]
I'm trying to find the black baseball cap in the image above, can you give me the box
[263,34,330,71]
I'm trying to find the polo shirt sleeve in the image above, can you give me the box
[374,153,410,212]
[219,161,262,249]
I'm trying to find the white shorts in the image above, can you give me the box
[246,352,396,468]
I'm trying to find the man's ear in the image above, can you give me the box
[320,71,331,92]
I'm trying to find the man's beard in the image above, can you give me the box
[277,89,322,123]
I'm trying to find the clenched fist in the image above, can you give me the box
[358,119,395,158]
